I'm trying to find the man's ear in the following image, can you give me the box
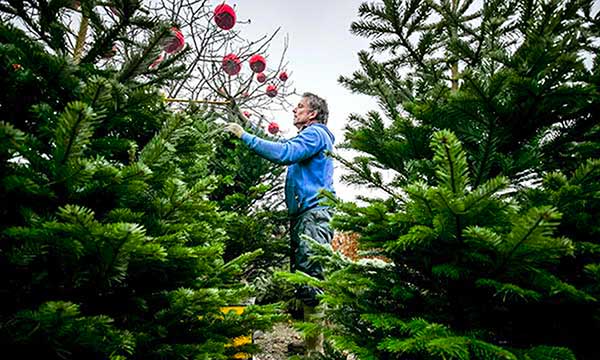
[308,110,318,121]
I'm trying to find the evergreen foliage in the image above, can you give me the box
[320,0,600,359]
[0,1,289,358]
[339,0,599,187]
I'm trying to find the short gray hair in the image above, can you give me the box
[302,92,329,124]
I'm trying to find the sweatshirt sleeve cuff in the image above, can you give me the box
[241,132,254,145]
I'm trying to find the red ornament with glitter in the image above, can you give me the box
[164,27,185,54]
[268,122,280,135]
[266,85,278,98]
[249,54,266,73]
[278,71,288,81]
[256,73,266,83]
[213,4,236,30]
[222,53,241,76]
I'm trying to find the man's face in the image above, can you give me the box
[293,97,317,129]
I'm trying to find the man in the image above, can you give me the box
[224,92,335,353]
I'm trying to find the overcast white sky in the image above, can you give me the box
[234,0,380,201]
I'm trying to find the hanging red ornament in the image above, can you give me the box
[278,71,288,81]
[149,54,164,69]
[266,84,278,97]
[268,122,280,134]
[213,4,236,30]
[249,54,266,73]
[256,72,266,83]
[222,53,241,75]
[243,111,251,118]
[12,63,22,71]
[164,27,185,54]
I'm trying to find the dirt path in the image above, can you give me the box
[253,322,302,360]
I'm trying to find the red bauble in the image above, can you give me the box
[278,71,288,81]
[256,72,266,83]
[164,27,185,54]
[12,63,22,71]
[149,54,164,69]
[213,4,236,30]
[243,111,251,118]
[266,84,278,98]
[222,53,241,76]
[249,54,266,73]
[268,122,280,134]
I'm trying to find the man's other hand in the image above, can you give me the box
[224,123,244,138]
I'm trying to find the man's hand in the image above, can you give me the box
[224,122,244,138]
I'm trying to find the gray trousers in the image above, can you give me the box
[290,207,334,304]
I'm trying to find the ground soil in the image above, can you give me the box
[253,322,303,360]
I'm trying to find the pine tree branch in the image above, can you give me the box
[442,139,458,194]
[498,214,545,272]
[334,152,405,202]
[118,26,170,83]
[73,15,89,63]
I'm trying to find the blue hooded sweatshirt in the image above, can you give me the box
[241,123,335,216]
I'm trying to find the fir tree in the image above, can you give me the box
[322,131,596,359]
[316,0,600,359]
[0,0,290,358]
[339,0,599,187]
